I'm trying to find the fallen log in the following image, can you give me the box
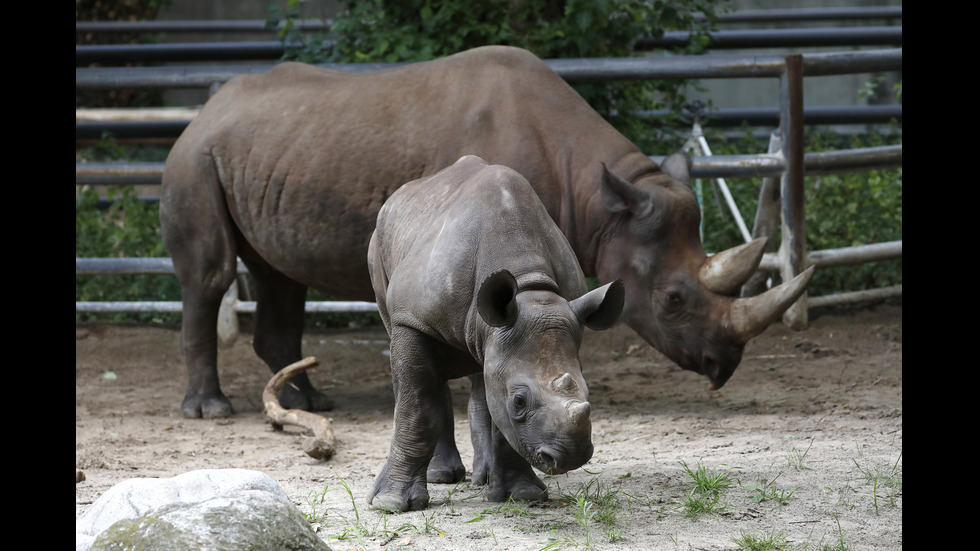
[262,356,336,460]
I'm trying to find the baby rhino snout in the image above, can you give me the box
[535,399,593,474]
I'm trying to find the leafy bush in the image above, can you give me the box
[75,184,181,323]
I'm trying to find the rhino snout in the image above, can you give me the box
[536,439,595,475]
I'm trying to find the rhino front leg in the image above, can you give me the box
[246,260,333,412]
[369,327,445,512]
[486,420,548,502]
[467,374,493,486]
[426,381,466,484]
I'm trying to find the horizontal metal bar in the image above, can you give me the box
[76,104,903,142]
[73,7,902,34]
[758,241,902,272]
[803,145,904,175]
[76,27,901,64]
[697,6,902,23]
[638,26,901,50]
[76,19,328,34]
[75,300,379,314]
[73,49,900,90]
[75,144,902,186]
[77,242,902,281]
[807,285,902,309]
[75,257,248,275]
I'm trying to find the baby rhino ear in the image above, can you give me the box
[570,279,625,331]
[477,270,519,327]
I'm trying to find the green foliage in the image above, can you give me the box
[679,459,734,519]
[75,185,180,323]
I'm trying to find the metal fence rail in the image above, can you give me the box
[74,6,902,35]
[76,48,903,331]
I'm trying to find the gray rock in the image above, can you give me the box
[76,469,330,551]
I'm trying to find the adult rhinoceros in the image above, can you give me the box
[160,45,811,420]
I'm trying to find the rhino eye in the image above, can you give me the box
[511,391,529,421]
[666,290,683,307]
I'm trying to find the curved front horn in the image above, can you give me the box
[727,266,814,342]
[566,401,592,424]
[700,238,768,295]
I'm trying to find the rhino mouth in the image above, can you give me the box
[533,443,594,475]
[701,351,739,390]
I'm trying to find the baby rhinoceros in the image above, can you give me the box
[366,155,624,512]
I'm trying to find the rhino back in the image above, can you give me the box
[373,156,586,350]
[165,46,639,299]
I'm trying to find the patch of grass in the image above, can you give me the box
[680,459,736,495]
[537,473,632,549]
[788,439,815,471]
[467,497,542,523]
[852,451,902,513]
[733,529,791,550]
[678,459,735,519]
[743,466,796,507]
[305,473,447,546]
[823,513,853,551]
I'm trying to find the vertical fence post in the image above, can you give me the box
[741,129,783,297]
[779,54,809,329]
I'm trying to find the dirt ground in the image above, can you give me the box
[76,301,902,550]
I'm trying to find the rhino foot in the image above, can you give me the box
[487,473,547,502]
[368,478,430,513]
[368,491,430,513]
[277,385,334,412]
[427,456,466,484]
[181,391,233,419]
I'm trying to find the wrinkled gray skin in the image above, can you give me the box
[160,45,811,422]
[365,156,624,511]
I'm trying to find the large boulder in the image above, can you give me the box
[76,469,330,551]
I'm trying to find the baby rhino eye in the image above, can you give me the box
[511,391,529,420]
[513,394,526,410]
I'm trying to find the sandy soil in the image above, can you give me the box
[76,302,902,550]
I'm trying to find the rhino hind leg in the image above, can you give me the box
[245,260,333,411]
[426,382,466,484]
[161,163,239,419]
[176,283,236,419]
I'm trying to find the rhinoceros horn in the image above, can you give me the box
[566,400,591,424]
[700,238,769,295]
[726,266,815,342]
[552,373,578,392]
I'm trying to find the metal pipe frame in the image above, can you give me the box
[76,48,903,321]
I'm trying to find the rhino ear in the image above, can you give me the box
[600,164,653,218]
[570,279,625,331]
[477,270,519,327]
[660,151,691,185]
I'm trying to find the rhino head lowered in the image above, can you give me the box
[366,156,624,511]
[160,44,810,419]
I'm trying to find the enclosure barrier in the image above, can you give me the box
[76,48,903,336]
